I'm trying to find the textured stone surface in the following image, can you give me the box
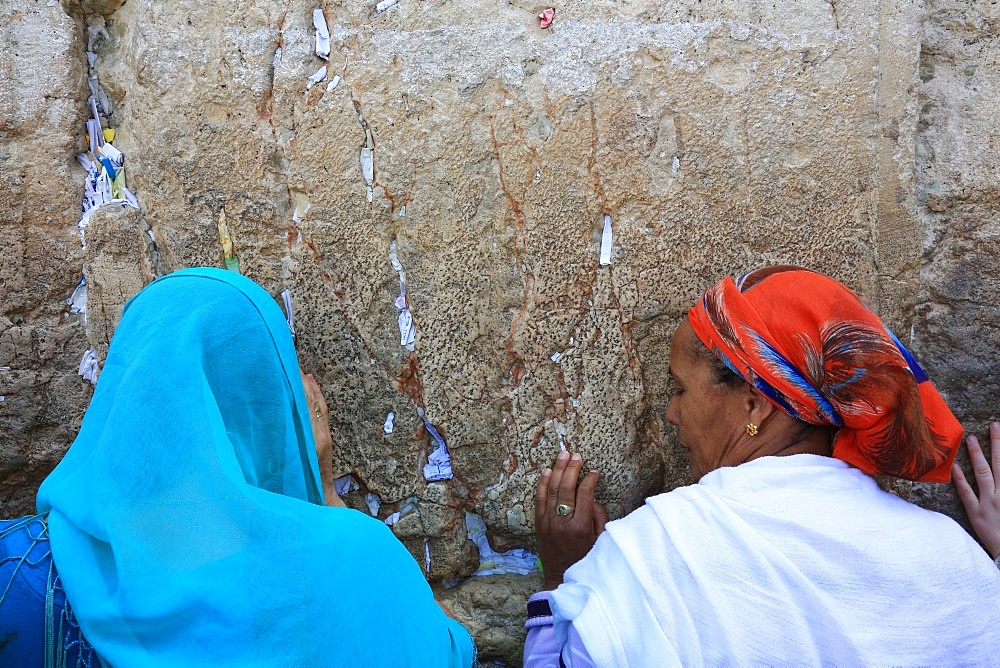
[5,0,1000,663]
[436,573,545,665]
[90,0,912,548]
[82,206,159,362]
[0,0,90,517]
[909,0,1000,528]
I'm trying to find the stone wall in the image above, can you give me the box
[1,0,997,663]
[0,0,89,517]
[909,0,1000,517]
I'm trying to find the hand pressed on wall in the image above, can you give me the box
[953,422,1000,559]
[301,371,346,508]
[535,451,610,590]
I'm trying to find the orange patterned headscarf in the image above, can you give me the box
[688,266,962,482]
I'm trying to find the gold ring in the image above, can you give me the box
[556,503,574,516]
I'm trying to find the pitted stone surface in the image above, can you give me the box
[85,0,908,549]
[0,0,89,516]
[5,0,1000,663]
[910,0,1000,531]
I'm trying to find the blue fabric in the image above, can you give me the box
[36,268,473,667]
[0,515,101,667]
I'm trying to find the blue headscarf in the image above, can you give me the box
[37,268,473,667]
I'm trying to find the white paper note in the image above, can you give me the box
[466,512,539,576]
[421,415,453,481]
[600,214,613,265]
[78,347,99,385]
[281,289,295,335]
[312,9,330,60]
[306,65,328,90]
[365,492,381,517]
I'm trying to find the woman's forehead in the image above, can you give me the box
[668,322,699,374]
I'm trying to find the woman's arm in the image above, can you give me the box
[524,591,596,668]
[953,421,1000,561]
[523,451,607,666]
[301,371,345,507]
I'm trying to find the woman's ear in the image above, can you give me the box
[746,386,779,422]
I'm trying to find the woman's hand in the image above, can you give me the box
[953,422,1000,559]
[535,451,610,590]
[301,371,345,508]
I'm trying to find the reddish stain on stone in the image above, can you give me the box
[396,352,425,406]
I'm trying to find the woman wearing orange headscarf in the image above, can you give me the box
[525,266,1000,666]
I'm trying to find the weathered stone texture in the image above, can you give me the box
[90,0,904,550]
[0,0,90,516]
[6,0,1000,663]
[81,206,158,361]
[910,0,1000,522]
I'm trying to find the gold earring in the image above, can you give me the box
[745,423,758,437]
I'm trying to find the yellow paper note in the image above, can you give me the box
[217,210,241,273]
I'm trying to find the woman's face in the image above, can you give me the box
[665,319,751,480]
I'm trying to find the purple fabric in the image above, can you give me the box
[523,591,594,667]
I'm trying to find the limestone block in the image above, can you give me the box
[82,205,158,363]
[0,0,90,515]
[910,0,1000,526]
[85,0,920,564]
[436,573,545,665]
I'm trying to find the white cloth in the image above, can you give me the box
[550,454,1000,667]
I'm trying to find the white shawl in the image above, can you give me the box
[550,455,1000,666]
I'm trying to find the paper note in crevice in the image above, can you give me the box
[465,512,540,576]
[360,127,375,203]
[78,347,99,385]
[365,492,382,517]
[292,193,311,223]
[397,310,416,347]
[599,214,613,265]
[312,9,330,60]
[281,289,295,335]
[217,210,240,273]
[385,497,418,526]
[420,413,453,481]
[388,241,416,349]
[66,276,87,317]
[383,411,395,434]
[306,65,328,90]
[333,475,359,497]
[98,142,123,166]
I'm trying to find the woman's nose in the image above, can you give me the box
[665,397,679,426]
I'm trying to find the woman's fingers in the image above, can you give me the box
[310,374,329,415]
[968,434,995,496]
[536,467,552,528]
[593,503,610,535]
[574,470,599,520]
[990,422,1000,488]
[954,461,979,512]
[303,373,328,418]
[558,453,584,509]
[547,451,570,507]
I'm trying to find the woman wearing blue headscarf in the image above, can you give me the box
[0,268,474,666]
